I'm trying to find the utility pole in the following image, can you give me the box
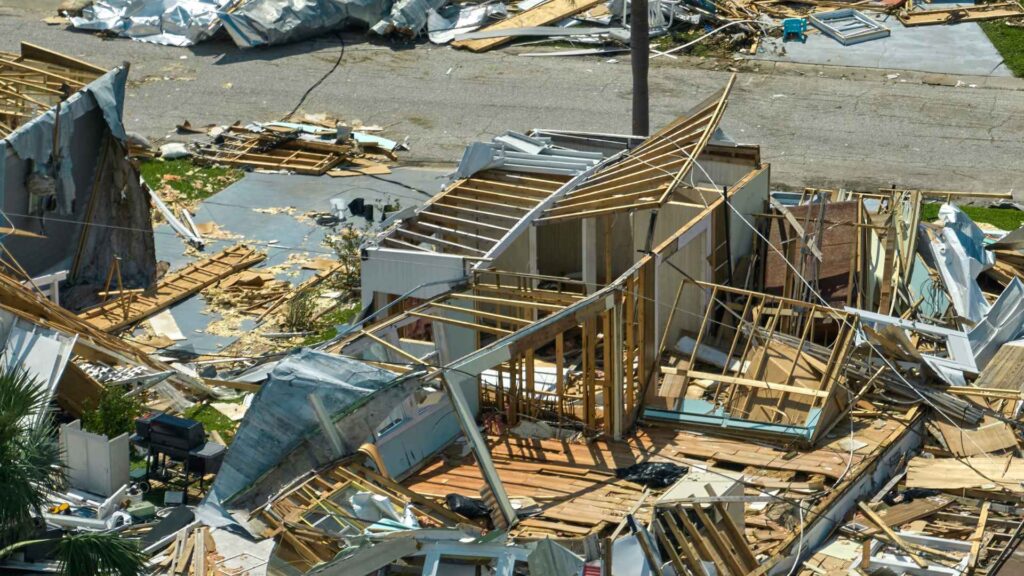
[630,0,650,136]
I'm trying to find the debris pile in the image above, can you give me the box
[57,0,1024,57]
[6,48,1024,576]
[188,119,402,177]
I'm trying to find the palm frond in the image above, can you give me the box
[56,532,147,576]
[0,367,64,544]
[0,368,50,443]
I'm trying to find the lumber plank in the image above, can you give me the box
[452,0,605,52]
[78,245,265,332]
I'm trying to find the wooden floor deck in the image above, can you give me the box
[402,418,904,540]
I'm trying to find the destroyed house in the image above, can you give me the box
[0,43,155,310]
[16,69,1015,576]
[227,78,1024,576]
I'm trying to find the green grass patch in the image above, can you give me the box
[981,21,1024,78]
[183,403,237,443]
[301,304,362,346]
[139,157,243,201]
[653,29,716,57]
[921,203,1024,231]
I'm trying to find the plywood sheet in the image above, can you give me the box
[931,415,1019,457]
[906,456,1024,494]
[974,342,1024,391]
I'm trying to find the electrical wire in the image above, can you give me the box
[281,33,345,122]
[673,154,1012,505]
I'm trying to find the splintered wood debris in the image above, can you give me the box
[11,67,1024,576]
[191,117,401,176]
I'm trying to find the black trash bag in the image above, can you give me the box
[883,488,941,506]
[615,463,688,488]
[446,494,491,518]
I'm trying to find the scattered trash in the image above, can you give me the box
[446,494,491,518]
[615,463,689,488]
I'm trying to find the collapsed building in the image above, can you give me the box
[0,42,156,310]
[1,52,1022,576]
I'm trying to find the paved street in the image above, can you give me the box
[2,5,1024,193]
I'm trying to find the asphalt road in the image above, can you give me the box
[2,7,1024,193]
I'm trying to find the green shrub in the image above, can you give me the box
[81,388,144,438]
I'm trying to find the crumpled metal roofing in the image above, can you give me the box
[69,0,229,47]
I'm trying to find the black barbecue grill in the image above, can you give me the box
[132,412,225,493]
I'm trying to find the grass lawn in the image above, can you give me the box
[301,304,362,346]
[139,158,243,201]
[980,21,1024,78]
[921,203,1024,231]
[183,402,239,444]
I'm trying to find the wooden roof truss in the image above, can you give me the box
[258,460,463,572]
[194,127,353,175]
[330,271,584,371]
[537,76,736,224]
[376,169,568,258]
[0,43,105,138]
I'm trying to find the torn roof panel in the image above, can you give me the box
[0,306,76,428]
[204,348,400,508]
[453,131,604,180]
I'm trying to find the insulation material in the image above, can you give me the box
[69,0,229,46]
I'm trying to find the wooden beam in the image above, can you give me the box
[858,502,929,569]
[359,330,427,365]
[429,302,532,327]
[449,293,565,312]
[20,42,107,75]
[203,378,261,393]
[394,227,488,255]
[409,311,512,336]
[968,501,990,574]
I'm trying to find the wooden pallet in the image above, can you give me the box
[79,244,265,332]
[195,128,352,175]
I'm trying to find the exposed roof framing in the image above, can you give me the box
[377,169,569,258]
[537,76,736,224]
[330,271,585,363]
[0,43,105,138]
[258,459,464,572]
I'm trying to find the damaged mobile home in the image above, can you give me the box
[3,60,1024,576]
